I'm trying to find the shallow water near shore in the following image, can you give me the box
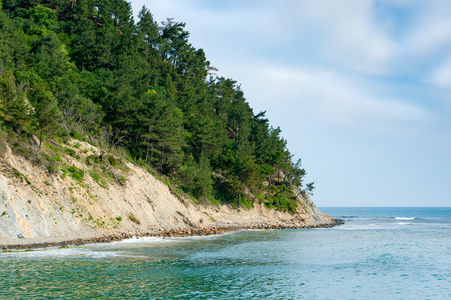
[1,207,450,299]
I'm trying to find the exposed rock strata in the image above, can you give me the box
[0,141,337,249]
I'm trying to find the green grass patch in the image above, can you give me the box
[11,167,31,185]
[240,196,254,210]
[203,211,216,222]
[46,159,59,174]
[89,169,108,188]
[264,195,297,212]
[62,166,84,183]
[64,147,76,157]
[128,213,141,225]
[208,197,221,207]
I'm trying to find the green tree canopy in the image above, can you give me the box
[0,0,313,212]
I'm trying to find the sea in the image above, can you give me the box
[0,207,450,299]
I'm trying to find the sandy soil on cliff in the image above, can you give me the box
[0,140,334,247]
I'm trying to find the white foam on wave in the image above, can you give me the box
[394,217,415,220]
[86,236,174,250]
[177,234,223,240]
[335,227,385,230]
[111,236,168,244]
[88,233,224,250]
[0,247,125,259]
[0,248,80,258]
[334,223,390,230]
[1,234,226,258]
[398,222,411,225]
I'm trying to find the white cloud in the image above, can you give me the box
[136,0,399,74]
[297,0,398,74]
[405,1,451,57]
[133,0,451,73]
[133,0,443,132]
[239,63,433,130]
[129,0,451,206]
[429,55,451,90]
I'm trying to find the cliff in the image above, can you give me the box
[0,140,334,246]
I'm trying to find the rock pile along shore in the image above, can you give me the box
[243,218,345,230]
[0,219,344,251]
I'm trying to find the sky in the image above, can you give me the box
[129,0,451,207]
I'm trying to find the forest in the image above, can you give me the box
[0,0,314,211]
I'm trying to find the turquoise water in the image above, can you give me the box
[1,207,450,299]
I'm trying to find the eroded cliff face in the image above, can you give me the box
[0,141,333,243]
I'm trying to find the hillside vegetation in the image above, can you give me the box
[0,0,314,211]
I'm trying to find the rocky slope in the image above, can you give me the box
[0,140,335,246]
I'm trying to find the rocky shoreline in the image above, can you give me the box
[0,219,344,251]
[241,218,344,230]
[1,141,338,249]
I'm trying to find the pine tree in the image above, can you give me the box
[31,88,61,148]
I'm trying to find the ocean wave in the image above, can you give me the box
[334,223,391,230]
[89,234,223,249]
[335,227,389,230]
[394,217,416,220]
[0,247,127,259]
[340,217,374,220]
[110,236,168,244]
[88,236,176,249]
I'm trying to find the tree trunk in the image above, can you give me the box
[273,186,287,197]
[103,156,121,186]
[39,130,43,149]
[160,149,164,173]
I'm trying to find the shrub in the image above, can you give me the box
[240,196,254,210]
[107,154,119,166]
[71,131,85,141]
[128,213,140,224]
[264,196,297,213]
[0,140,6,157]
[46,143,57,152]
[46,159,58,174]
[117,175,126,186]
[61,168,67,179]
[67,165,84,183]
[64,147,76,157]
[89,169,108,188]
[11,167,31,184]
[209,197,221,207]
[86,154,103,165]
[11,167,22,179]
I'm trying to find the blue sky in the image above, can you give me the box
[130,0,451,207]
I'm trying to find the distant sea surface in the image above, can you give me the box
[1,207,450,299]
